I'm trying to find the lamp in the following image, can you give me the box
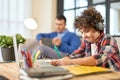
[24,18,38,30]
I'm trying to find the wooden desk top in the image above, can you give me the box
[0,62,19,80]
[0,62,120,80]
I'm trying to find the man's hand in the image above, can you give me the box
[39,40,43,46]
[52,38,62,46]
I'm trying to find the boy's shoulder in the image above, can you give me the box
[101,34,116,44]
[103,34,116,41]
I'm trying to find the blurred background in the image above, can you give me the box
[0,0,120,39]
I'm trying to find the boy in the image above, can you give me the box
[51,8,120,71]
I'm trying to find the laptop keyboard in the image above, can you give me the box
[28,67,68,73]
[33,60,54,68]
[23,60,71,78]
[28,60,68,72]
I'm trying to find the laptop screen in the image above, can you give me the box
[13,34,19,64]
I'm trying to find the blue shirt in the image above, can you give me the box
[57,29,68,38]
[36,30,81,54]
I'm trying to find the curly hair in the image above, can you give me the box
[74,7,104,31]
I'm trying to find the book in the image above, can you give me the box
[62,65,112,76]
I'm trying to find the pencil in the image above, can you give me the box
[27,50,33,67]
[54,46,62,59]
[33,50,41,62]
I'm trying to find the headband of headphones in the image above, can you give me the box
[82,14,104,31]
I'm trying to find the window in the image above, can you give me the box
[94,5,106,33]
[93,0,105,4]
[58,0,120,36]
[64,10,75,32]
[63,0,88,32]
[110,2,120,35]
[0,0,32,37]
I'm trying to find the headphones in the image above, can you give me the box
[95,21,104,31]
[83,15,104,31]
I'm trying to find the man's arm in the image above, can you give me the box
[36,32,56,41]
[58,34,80,54]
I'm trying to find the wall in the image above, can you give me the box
[32,0,57,38]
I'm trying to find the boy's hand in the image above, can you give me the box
[52,38,62,46]
[50,59,61,66]
[62,56,70,59]
[50,58,72,66]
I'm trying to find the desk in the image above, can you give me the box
[0,62,120,80]
[0,62,19,80]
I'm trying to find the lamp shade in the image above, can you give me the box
[24,18,37,30]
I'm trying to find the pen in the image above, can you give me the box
[21,51,27,58]
[54,45,62,59]
[33,50,41,62]
[27,50,33,67]
[21,49,33,68]
[32,50,37,61]
[21,51,28,68]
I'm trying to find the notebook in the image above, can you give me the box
[62,65,112,76]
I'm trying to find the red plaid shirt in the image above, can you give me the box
[70,32,120,71]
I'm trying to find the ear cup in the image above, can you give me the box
[96,22,104,31]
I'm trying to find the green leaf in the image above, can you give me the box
[0,34,26,48]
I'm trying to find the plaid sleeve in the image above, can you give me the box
[69,40,86,59]
[93,36,120,70]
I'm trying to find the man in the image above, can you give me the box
[36,15,80,59]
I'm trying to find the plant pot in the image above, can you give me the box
[1,47,15,61]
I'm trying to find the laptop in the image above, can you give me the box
[0,75,9,80]
[19,38,73,78]
[23,60,72,78]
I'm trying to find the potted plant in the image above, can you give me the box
[0,34,26,61]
